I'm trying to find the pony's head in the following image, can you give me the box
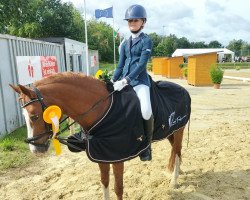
[10,84,52,154]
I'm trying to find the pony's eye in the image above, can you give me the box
[30,115,39,122]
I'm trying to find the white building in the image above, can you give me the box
[172,48,235,62]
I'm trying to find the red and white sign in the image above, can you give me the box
[40,56,58,77]
[90,55,97,67]
[16,56,58,85]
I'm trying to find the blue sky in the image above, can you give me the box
[63,0,250,46]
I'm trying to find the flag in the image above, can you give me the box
[95,7,113,19]
[114,29,120,39]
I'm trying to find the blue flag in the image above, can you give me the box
[95,7,113,19]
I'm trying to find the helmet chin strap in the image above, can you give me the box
[131,29,141,34]
[130,23,144,34]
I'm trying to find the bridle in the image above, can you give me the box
[21,87,53,148]
[21,86,115,151]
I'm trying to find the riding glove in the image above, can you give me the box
[113,79,127,91]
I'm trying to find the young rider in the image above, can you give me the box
[112,4,154,161]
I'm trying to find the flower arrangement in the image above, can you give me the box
[95,69,112,81]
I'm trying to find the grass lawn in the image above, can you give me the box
[0,120,71,171]
[0,126,35,171]
[99,62,153,73]
[99,62,116,72]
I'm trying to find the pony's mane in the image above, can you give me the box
[34,72,101,87]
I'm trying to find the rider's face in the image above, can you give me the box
[128,19,144,32]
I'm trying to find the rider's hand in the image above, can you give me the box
[113,79,128,91]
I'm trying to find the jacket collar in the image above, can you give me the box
[131,32,144,47]
[126,32,145,55]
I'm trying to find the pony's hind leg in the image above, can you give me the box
[167,127,184,188]
[170,154,181,188]
[112,162,124,200]
[98,163,110,200]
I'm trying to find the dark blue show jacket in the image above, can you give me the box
[113,32,153,87]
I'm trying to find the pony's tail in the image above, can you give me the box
[187,119,191,148]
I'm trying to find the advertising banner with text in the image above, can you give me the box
[16,56,58,85]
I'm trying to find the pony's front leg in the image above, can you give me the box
[112,162,124,200]
[98,163,110,200]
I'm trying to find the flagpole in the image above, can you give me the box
[112,6,116,70]
[83,0,89,75]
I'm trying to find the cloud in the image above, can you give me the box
[150,2,193,21]
[63,0,250,45]
[205,0,225,12]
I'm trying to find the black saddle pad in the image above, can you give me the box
[86,86,148,163]
[84,79,191,163]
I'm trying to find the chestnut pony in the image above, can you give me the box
[10,72,186,200]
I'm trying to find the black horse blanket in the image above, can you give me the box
[77,78,192,163]
[150,79,191,141]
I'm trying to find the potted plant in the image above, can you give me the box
[235,66,240,71]
[181,66,188,80]
[147,62,152,71]
[210,65,224,89]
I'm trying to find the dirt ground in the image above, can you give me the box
[0,70,250,200]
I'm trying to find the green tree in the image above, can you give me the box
[176,37,191,48]
[38,1,84,40]
[190,41,208,48]
[148,32,163,56]
[0,0,118,62]
[241,43,250,56]
[0,0,84,40]
[0,0,39,35]
[155,35,176,57]
[208,40,222,48]
[87,20,117,62]
[227,39,245,56]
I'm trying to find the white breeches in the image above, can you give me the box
[133,84,152,120]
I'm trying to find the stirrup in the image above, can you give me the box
[67,130,87,152]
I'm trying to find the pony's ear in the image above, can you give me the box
[18,84,36,98]
[9,84,21,94]
[9,84,36,98]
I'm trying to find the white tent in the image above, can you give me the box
[172,48,235,62]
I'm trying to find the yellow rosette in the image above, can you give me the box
[43,105,62,156]
[95,69,103,79]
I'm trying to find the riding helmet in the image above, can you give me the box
[124,4,147,21]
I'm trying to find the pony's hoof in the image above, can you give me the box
[169,181,179,189]
[139,149,152,161]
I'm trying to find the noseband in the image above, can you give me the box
[21,88,53,148]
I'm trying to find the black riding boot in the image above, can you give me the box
[140,115,154,161]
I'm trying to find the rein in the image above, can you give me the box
[22,86,115,150]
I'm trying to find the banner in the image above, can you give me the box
[90,55,97,67]
[95,7,113,19]
[40,56,58,77]
[16,56,58,85]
